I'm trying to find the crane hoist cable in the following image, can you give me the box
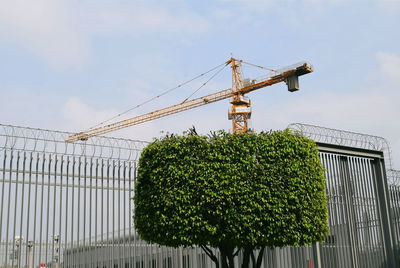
[88,60,229,131]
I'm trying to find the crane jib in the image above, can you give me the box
[65,60,313,142]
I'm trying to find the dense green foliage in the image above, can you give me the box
[134,129,328,259]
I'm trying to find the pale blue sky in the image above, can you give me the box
[0,0,400,168]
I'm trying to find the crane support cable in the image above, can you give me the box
[181,62,229,103]
[66,72,285,142]
[239,60,277,72]
[65,60,314,143]
[87,61,229,131]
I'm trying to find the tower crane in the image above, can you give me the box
[65,58,313,143]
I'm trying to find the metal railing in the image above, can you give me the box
[0,123,398,267]
[388,171,400,264]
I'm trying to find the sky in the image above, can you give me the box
[0,0,399,169]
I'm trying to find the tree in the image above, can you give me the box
[134,129,329,268]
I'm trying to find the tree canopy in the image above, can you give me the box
[134,129,328,268]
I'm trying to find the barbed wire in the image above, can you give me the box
[0,124,148,161]
[1,122,399,184]
[288,123,399,186]
[387,169,400,186]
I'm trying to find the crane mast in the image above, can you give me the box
[229,58,251,133]
[65,58,313,143]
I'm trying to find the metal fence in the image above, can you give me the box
[0,123,398,268]
[0,124,146,268]
[319,149,390,267]
[388,170,400,265]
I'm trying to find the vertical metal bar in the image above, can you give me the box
[89,157,93,268]
[4,150,14,268]
[71,156,76,268]
[95,158,99,268]
[319,153,330,267]
[106,158,111,268]
[45,154,52,266]
[11,151,21,268]
[0,149,7,267]
[25,152,33,268]
[283,247,288,268]
[101,158,105,268]
[348,157,362,266]
[59,155,64,268]
[112,159,116,268]
[32,153,40,268]
[358,158,368,263]
[395,185,400,258]
[326,153,336,268]
[361,158,379,266]
[64,156,70,268]
[318,153,324,266]
[51,155,57,267]
[77,156,81,268]
[130,162,134,268]
[337,153,350,268]
[358,157,370,265]
[17,152,27,268]
[369,158,384,265]
[388,186,394,245]
[118,159,122,268]
[324,153,340,264]
[356,158,373,266]
[372,158,396,267]
[324,153,337,267]
[342,156,360,267]
[388,186,395,242]
[331,154,348,268]
[122,161,127,268]
[355,158,369,266]
[340,155,360,267]
[38,153,46,266]
[364,158,384,264]
[393,186,400,246]
[82,157,86,268]
[326,154,336,268]
[78,156,88,267]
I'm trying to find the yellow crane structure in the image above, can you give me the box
[65,58,313,143]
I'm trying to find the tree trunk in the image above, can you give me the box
[219,245,235,268]
[200,245,219,268]
[228,252,235,267]
[241,248,252,268]
[202,245,267,268]
[254,247,266,268]
[221,249,229,268]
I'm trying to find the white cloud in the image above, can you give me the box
[79,3,209,37]
[302,0,346,4]
[376,51,400,81]
[0,0,90,69]
[5,0,361,71]
[253,52,400,169]
[63,97,119,131]
[61,51,400,168]
[0,0,210,69]
[216,0,276,10]
[62,97,164,141]
[216,0,345,12]
[375,0,400,10]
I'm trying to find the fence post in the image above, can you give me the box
[373,158,397,268]
[312,243,321,268]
